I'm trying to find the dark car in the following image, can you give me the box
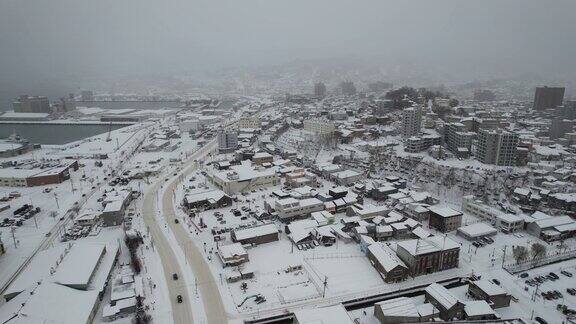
[174,219,180,224]
[520,273,529,278]
[492,278,501,285]
[534,316,548,324]
[173,273,178,280]
[549,272,559,280]
[176,295,183,303]
[561,270,573,277]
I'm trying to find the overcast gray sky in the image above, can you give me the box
[1,0,575,102]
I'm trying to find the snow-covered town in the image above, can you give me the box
[2,2,576,324]
[1,80,576,324]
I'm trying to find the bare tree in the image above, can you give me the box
[512,246,529,263]
[531,243,547,260]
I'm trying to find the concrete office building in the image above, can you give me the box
[217,129,238,153]
[401,106,422,138]
[81,90,94,101]
[373,99,394,116]
[558,100,576,120]
[12,95,51,113]
[314,82,327,98]
[340,81,356,96]
[549,118,575,140]
[533,86,565,110]
[475,129,519,166]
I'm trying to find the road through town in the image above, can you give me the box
[143,180,195,324]
[163,139,229,324]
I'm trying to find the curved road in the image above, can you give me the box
[162,139,228,324]
[143,180,195,324]
[144,119,237,324]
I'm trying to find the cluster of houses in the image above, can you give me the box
[374,280,512,323]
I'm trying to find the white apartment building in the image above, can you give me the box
[462,195,523,232]
[211,162,280,194]
[303,119,335,135]
[274,197,325,220]
[401,106,422,138]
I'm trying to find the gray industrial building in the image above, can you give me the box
[12,95,51,113]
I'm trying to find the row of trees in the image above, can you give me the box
[125,234,144,274]
[512,242,547,263]
[384,86,458,109]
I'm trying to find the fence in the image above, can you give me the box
[503,248,576,274]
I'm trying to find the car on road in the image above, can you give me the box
[492,279,500,285]
[173,273,178,280]
[534,316,548,324]
[176,295,183,303]
[174,219,179,224]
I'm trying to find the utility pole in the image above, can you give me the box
[322,275,328,298]
[501,245,507,268]
[53,192,60,209]
[11,226,17,248]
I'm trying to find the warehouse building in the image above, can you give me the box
[231,223,279,246]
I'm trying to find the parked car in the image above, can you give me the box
[549,272,559,280]
[561,270,572,277]
[534,316,548,324]
[173,273,178,280]
[492,279,501,286]
[176,295,183,303]
[520,273,529,278]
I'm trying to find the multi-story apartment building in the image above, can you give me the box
[405,134,442,153]
[401,106,422,138]
[475,129,519,166]
[444,122,474,158]
[533,86,564,111]
[217,129,238,153]
[549,118,575,140]
[303,119,335,135]
[313,82,327,98]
